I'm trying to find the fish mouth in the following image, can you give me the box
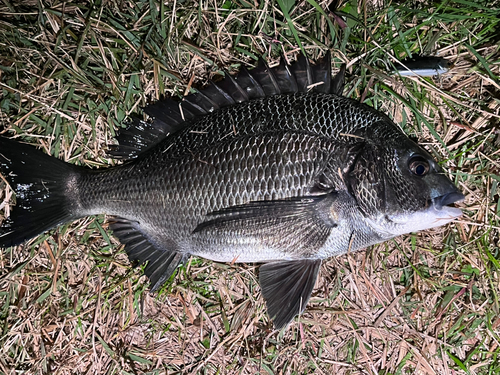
[432,191,465,217]
[376,191,465,237]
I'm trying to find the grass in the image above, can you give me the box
[0,0,499,373]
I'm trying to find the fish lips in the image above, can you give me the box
[432,191,465,217]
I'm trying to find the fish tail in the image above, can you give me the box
[0,137,82,247]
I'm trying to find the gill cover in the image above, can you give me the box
[346,142,387,218]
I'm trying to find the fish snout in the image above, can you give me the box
[433,192,465,210]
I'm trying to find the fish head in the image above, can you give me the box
[346,122,464,238]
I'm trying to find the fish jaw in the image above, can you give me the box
[365,192,464,238]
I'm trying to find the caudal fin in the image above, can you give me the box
[0,137,81,247]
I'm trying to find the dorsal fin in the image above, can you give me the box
[290,54,313,92]
[216,69,249,102]
[312,52,332,94]
[275,57,298,93]
[250,58,282,95]
[109,52,342,160]
[331,63,346,96]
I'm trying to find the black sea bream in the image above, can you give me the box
[0,54,464,329]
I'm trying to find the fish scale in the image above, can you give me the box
[0,53,464,329]
[77,131,332,255]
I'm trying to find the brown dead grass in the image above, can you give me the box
[0,0,499,374]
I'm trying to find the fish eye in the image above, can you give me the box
[408,155,430,176]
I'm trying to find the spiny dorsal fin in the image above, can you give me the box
[313,52,332,94]
[331,63,346,96]
[290,54,313,92]
[109,52,343,160]
[275,57,298,93]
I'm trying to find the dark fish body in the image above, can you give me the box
[0,54,463,329]
[79,93,387,262]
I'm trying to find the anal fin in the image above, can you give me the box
[259,259,321,329]
[110,218,188,291]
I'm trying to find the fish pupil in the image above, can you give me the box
[408,156,430,176]
[415,164,426,175]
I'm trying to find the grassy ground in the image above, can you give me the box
[0,0,499,374]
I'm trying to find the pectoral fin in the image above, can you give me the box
[193,193,339,254]
[259,259,321,329]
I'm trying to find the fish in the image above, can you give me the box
[393,56,451,77]
[0,53,464,329]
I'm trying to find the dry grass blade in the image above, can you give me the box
[0,0,499,374]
